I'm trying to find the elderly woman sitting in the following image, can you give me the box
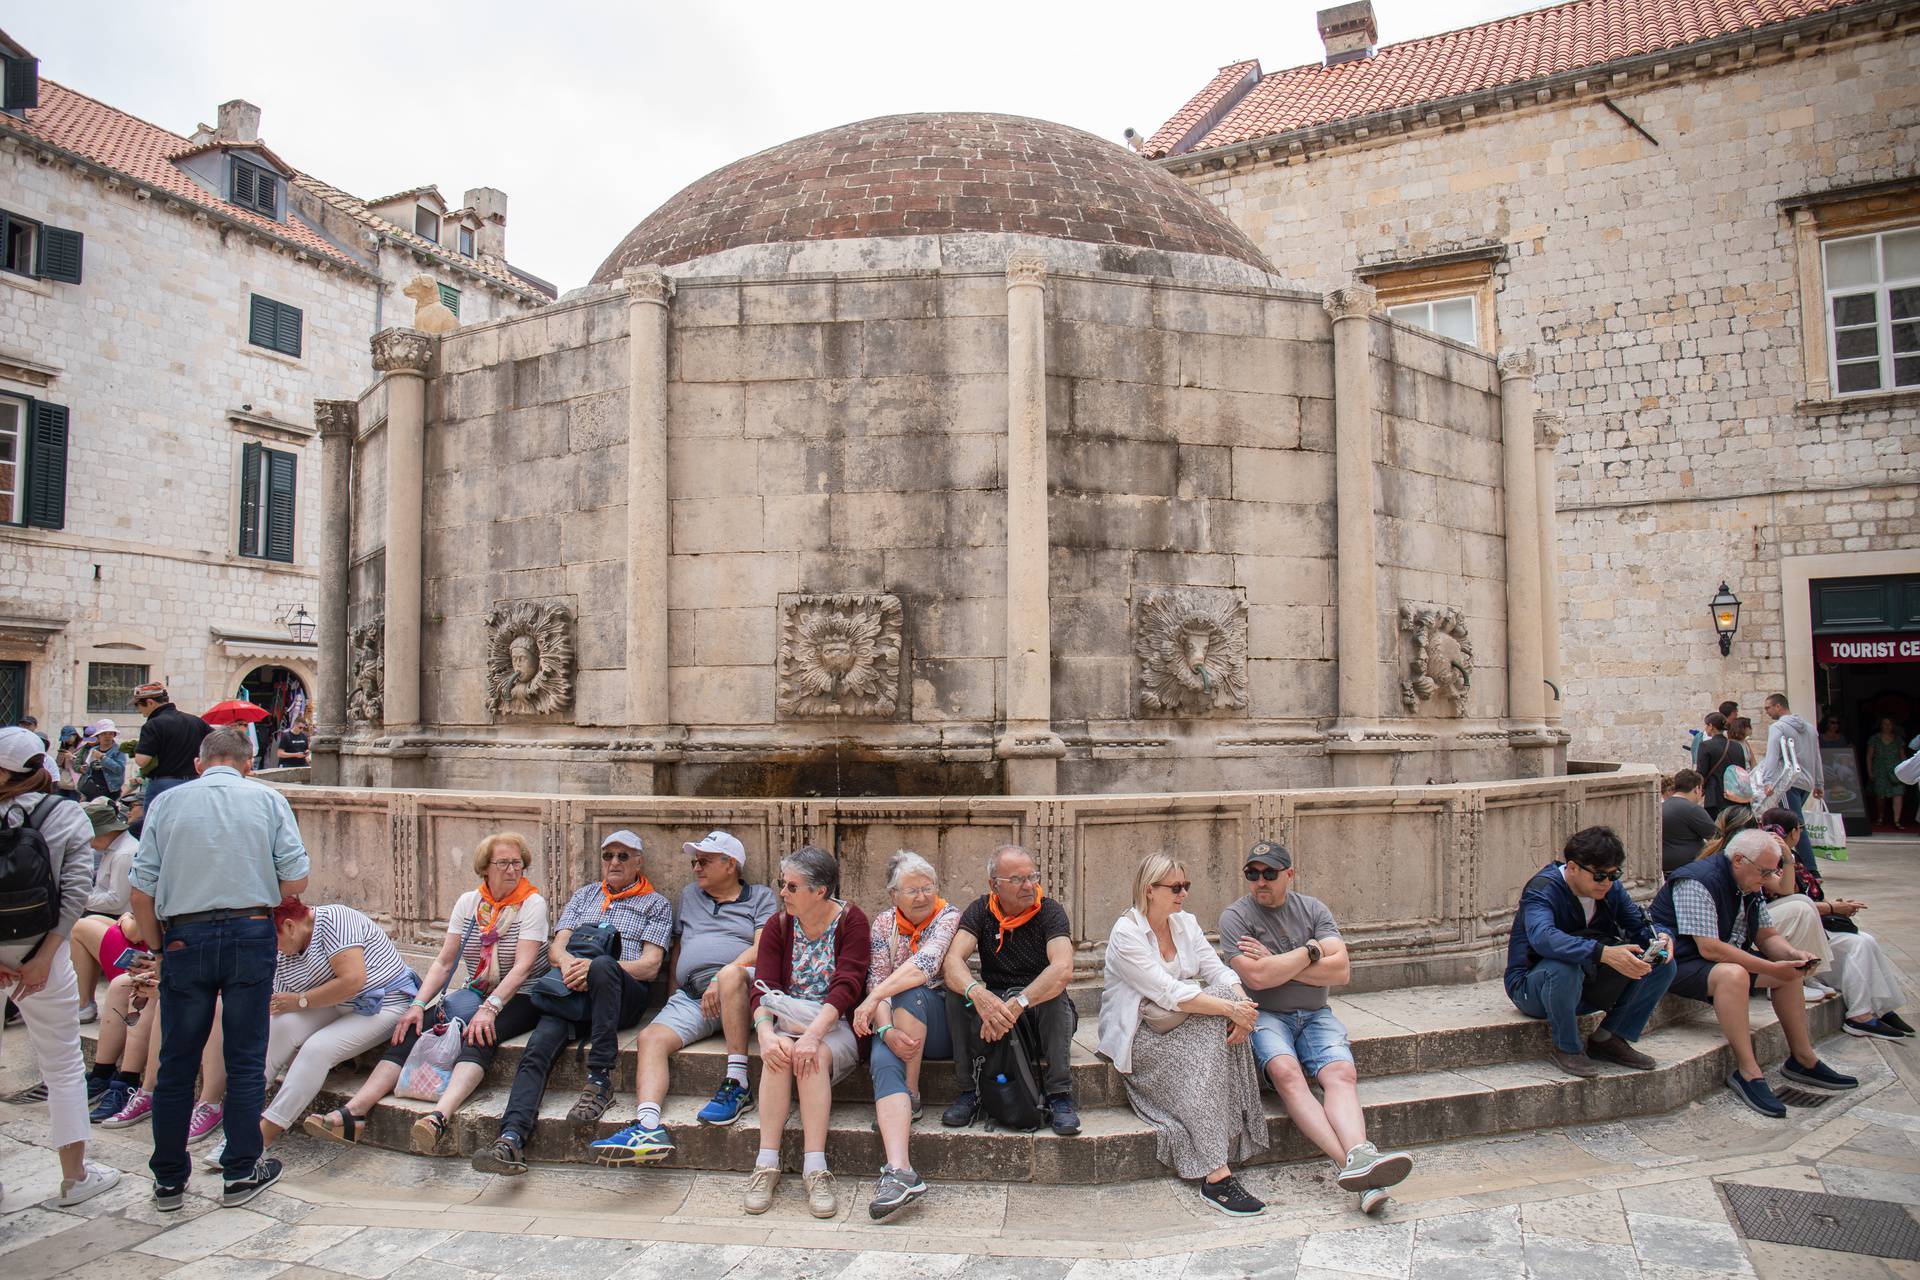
[745,844,871,1220]
[306,833,549,1151]
[203,897,418,1169]
[852,849,961,1219]
[1100,852,1268,1216]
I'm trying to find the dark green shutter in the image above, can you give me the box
[264,448,296,562]
[232,161,256,208]
[249,294,276,347]
[24,401,67,530]
[436,282,460,317]
[255,170,279,217]
[37,225,81,283]
[239,440,262,554]
[274,301,302,357]
[2,56,37,112]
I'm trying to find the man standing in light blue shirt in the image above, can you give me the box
[128,727,309,1211]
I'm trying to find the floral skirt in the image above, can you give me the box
[1121,982,1269,1180]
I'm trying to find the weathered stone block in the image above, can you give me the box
[1249,657,1336,717]
[1209,499,1334,558]
[1050,321,1178,385]
[1053,656,1131,720]
[860,316,1006,377]
[669,665,774,725]
[910,657,998,721]
[1052,436,1178,496]
[1230,444,1333,501]
[566,390,627,452]
[668,551,799,609]
[671,496,765,554]
[908,594,1001,659]
[1236,554,1334,606]
[693,606,775,667]
[885,546,1006,599]
[667,381,747,438]
[740,280,836,326]
[1051,594,1131,659]
[1052,493,1207,551]
[833,277,938,322]
[667,438,762,498]
[1248,604,1331,660]
[1176,445,1233,499]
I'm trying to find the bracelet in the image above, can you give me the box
[752,1014,774,1030]
[963,980,980,1005]
[874,1023,894,1037]
[409,998,429,1009]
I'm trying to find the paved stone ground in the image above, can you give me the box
[3,840,1915,1279]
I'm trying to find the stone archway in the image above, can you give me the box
[232,662,314,766]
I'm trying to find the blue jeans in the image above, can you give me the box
[1507,957,1674,1056]
[869,984,953,1100]
[151,914,277,1187]
[144,776,192,805]
[1786,788,1822,883]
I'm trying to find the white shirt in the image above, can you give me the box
[1098,908,1239,1074]
[87,830,137,916]
[1559,865,1598,924]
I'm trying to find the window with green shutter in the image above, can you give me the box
[238,440,297,562]
[248,294,302,358]
[436,282,461,317]
[1,206,83,283]
[230,158,280,219]
[0,392,68,529]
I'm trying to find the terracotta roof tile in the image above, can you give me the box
[1148,0,1875,157]
[294,173,555,299]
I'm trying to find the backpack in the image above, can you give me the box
[975,1011,1048,1132]
[0,795,65,949]
[524,921,622,1023]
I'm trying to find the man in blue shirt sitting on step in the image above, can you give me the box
[1506,826,1675,1080]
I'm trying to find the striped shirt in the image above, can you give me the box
[1671,879,1773,950]
[275,904,414,1010]
[554,884,673,962]
[447,889,551,988]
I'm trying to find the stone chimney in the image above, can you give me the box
[214,99,260,144]
[464,186,508,258]
[1317,1,1378,66]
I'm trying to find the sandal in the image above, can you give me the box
[302,1107,361,1145]
[411,1110,449,1155]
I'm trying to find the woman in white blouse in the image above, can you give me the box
[1099,853,1268,1216]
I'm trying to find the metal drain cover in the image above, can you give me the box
[1722,1183,1920,1260]
[1776,1087,1836,1108]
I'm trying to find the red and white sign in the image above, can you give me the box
[1815,633,1920,664]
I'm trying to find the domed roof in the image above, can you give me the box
[591,113,1273,284]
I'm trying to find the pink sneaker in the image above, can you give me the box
[102,1086,152,1129]
[188,1101,224,1143]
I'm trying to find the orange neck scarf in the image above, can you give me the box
[601,875,655,913]
[472,876,540,990]
[895,899,948,953]
[477,875,538,928]
[988,886,1044,952]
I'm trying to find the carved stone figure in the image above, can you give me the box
[485,601,575,718]
[1399,603,1474,715]
[777,593,903,718]
[346,622,383,724]
[1134,587,1250,717]
[402,274,460,334]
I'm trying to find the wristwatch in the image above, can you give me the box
[297,993,309,1009]
[1013,992,1031,1010]
[484,994,504,1012]
[1304,940,1322,965]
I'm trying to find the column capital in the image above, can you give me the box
[1534,409,1566,447]
[314,399,359,437]
[1005,254,1047,288]
[1496,347,1537,380]
[623,265,675,306]
[371,327,435,374]
[1322,284,1377,321]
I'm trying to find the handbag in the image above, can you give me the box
[1139,1001,1189,1034]
[525,922,621,1022]
[753,981,827,1036]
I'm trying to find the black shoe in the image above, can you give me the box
[941,1091,979,1128]
[152,1182,186,1213]
[222,1157,283,1208]
[1726,1071,1787,1119]
[1782,1057,1859,1091]
[1047,1094,1081,1137]
[1199,1174,1265,1216]
[472,1132,528,1176]
[1878,1011,1915,1037]
[1586,1035,1655,1071]
[1845,1017,1905,1040]
[568,1075,616,1124]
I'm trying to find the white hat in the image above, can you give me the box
[599,829,644,854]
[86,719,118,738]
[684,830,746,866]
[0,725,48,774]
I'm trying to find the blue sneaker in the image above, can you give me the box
[1781,1057,1859,1091]
[590,1122,674,1165]
[90,1078,131,1124]
[697,1078,753,1126]
[1726,1071,1787,1118]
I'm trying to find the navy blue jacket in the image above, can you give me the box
[1504,862,1656,991]
[1650,851,1762,966]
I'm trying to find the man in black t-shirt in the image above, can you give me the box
[129,683,211,805]
[275,719,310,768]
[939,844,1079,1135]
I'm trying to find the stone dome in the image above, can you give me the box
[591,113,1274,284]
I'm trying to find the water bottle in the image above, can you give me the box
[994,1073,1008,1085]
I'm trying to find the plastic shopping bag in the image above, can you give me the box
[396,1015,466,1100]
[1804,796,1848,863]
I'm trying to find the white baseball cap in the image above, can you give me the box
[0,725,49,774]
[600,829,644,854]
[684,830,746,866]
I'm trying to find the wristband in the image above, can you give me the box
[963,980,980,1005]
[752,1014,775,1030]
[410,998,429,1009]
[874,1023,894,1037]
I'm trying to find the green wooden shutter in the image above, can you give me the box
[248,294,276,348]
[232,161,256,209]
[24,400,67,530]
[239,440,262,555]
[255,170,279,217]
[37,225,82,284]
[264,448,297,562]
[436,282,460,317]
[274,301,302,357]
[2,56,38,112]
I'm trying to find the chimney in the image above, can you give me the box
[214,99,260,144]
[464,186,508,258]
[1317,1,1378,66]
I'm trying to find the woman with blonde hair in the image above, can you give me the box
[1099,852,1267,1216]
[305,832,548,1151]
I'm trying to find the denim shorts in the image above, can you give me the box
[1250,1006,1354,1079]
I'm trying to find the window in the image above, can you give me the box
[1823,228,1920,395]
[238,440,297,562]
[436,282,461,317]
[0,208,82,283]
[2,54,38,115]
[1388,295,1478,346]
[0,660,25,726]
[248,294,302,358]
[230,158,279,219]
[0,392,67,528]
[458,225,474,257]
[86,662,150,714]
[415,205,440,242]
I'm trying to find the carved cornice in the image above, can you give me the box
[623,266,675,307]
[1497,347,1537,380]
[314,399,359,438]
[370,327,434,374]
[1322,284,1377,321]
[1534,410,1566,446]
[1005,255,1047,288]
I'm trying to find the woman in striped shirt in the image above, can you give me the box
[307,833,549,1152]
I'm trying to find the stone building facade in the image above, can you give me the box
[0,39,553,739]
[1147,0,1920,769]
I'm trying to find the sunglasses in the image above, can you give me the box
[1585,867,1624,882]
[601,850,637,863]
[1244,866,1286,881]
[1154,881,1192,895]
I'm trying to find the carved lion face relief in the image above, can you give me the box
[1134,588,1250,717]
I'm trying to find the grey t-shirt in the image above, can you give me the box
[1218,890,1341,1013]
[673,880,778,996]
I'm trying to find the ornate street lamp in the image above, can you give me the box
[1709,582,1741,657]
[283,604,316,645]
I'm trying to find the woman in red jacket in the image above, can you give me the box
[743,844,870,1220]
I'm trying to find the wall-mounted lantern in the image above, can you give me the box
[1709,582,1741,657]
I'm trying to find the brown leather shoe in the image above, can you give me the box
[1587,1035,1655,1070]
[1550,1047,1601,1078]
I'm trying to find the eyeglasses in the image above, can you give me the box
[690,855,728,869]
[1244,866,1286,881]
[894,885,937,899]
[488,859,524,870]
[1586,868,1624,883]
[601,850,637,863]
[1154,881,1191,895]
[991,874,1042,887]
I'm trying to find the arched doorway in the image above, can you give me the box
[236,664,311,766]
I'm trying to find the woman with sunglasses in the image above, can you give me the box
[1099,852,1266,1216]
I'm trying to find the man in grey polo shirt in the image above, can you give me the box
[591,830,776,1166]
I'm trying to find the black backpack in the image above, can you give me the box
[975,1012,1048,1132]
[0,795,65,948]
[524,921,623,1023]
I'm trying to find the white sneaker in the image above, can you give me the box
[201,1137,226,1171]
[57,1162,121,1207]
[77,1002,98,1025]
[1804,981,1834,1001]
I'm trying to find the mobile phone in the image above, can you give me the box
[1643,940,1669,965]
[122,947,155,971]
[1797,955,1820,972]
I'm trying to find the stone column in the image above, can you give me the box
[620,266,677,793]
[1498,349,1548,745]
[310,399,357,786]
[1323,285,1389,784]
[997,255,1063,793]
[371,329,433,765]
[1533,410,1565,727]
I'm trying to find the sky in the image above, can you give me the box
[12,1,1543,292]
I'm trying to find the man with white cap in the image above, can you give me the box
[472,829,671,1175]
[593,830,776,1165]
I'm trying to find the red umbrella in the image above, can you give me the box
[203,700,271,725]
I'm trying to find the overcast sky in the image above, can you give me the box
[15,1,1540,291]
